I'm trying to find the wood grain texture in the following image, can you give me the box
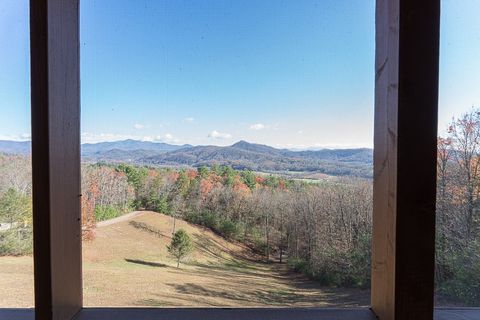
[371,0,399,318]
[30,1,82,319]
[372,0,440,319]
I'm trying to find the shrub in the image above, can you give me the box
[249,227,267,254]
[0,189,33,256]
[94,205,123,221]
[184,212,243,241]
[0,227,33,256]
[219,219,240,239]
[202,211,219,230]
[0,188,31,225]
[345,233,372,288]
[287,258,311,274]
[148,195,170,214]
[232,221,246,242]
[437,242,480,306]
[185,211,219,230]
[184,211,201,224]
[287,233,372,289]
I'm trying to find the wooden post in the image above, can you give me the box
[372,0,440,319]
[30,1,82,319]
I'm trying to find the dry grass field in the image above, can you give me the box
[0,211,370,307]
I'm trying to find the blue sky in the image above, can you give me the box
[0,1,479,148]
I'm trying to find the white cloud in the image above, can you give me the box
[249,123,266,130]
[142,136,154,142]
[133,123,145,129]
[81,132,182,144]
[297,130,303,134]
[0,133,31,141]
[208,130,232,139]
[81,132,146,143]
[153,133,181,144]
[183,117,195,123]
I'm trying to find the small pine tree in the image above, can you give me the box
[167,229,193,268]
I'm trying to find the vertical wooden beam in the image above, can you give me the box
[30,1,82,319]
[372,0,440,320]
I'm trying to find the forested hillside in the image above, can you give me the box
[80,163,373,288]
[0,140,373,178]
[142,141,372,177]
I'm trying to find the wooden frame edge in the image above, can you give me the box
[30,0,82,319]
[372,0,440,319]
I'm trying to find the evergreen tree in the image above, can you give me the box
[167,229,193,268]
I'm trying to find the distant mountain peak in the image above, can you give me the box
[231,140,272,149]
[231,140,254,147]
[230,140,285,156]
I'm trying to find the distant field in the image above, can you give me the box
[0,211,370,307]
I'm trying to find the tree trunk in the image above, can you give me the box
[265,215,270,261]
[172,215,176,235]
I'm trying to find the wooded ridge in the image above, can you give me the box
[0,140,373,177]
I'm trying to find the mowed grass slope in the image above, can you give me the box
[0,211,370,307]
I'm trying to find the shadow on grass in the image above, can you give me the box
[188,260,291,282]
[192,233,265,264]
[159,281,370,307]
[175,261,370,306]
[125,258,168,268]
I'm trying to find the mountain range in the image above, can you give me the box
[0,139,373,177]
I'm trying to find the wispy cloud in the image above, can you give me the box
[133,123,145,129]
[208,130,232,139]
[183,117,195,123]
[81,132,182,144]
[275,142,371,150]
[153,133,181,144]
[0,133,31,141]
[81,132,141,143]
[249,123,266,130]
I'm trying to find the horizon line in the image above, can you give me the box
[0,137,373,150]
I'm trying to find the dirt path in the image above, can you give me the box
[96,210,146,227]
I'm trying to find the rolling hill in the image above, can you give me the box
[0,211,370,307]
[141,141,372,177]
[82,139,191,156]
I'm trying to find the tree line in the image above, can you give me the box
[435,108,480,305]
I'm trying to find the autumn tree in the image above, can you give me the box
[436,137,453,281]
[448,109,480,242]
